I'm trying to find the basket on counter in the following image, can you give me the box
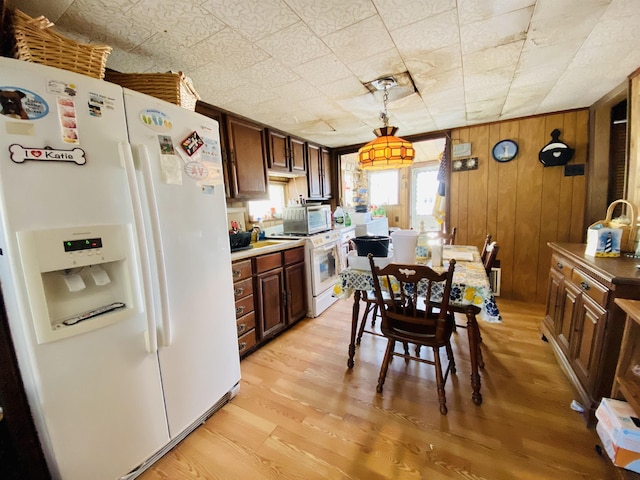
[104,71,201,110]
[604,199,638,252]
[11,9,111,79]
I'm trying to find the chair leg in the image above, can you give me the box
[356,301,372,345]
[433,347,448,415]
[445,341,456,374]
[476,324,485,369]
[377,340,395,393]
[371,304,378,327]
[403,341,410,359]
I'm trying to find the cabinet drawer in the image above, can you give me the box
[236,311,255,337]
[232,259,252,281]
[235,294,254,319]
[238,329,256,356]
[233,277,253,300]
[254,251,283,273]
[551,253,574,279]
[571,269,608,307]
[284,246,305,265]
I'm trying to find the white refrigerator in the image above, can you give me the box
[0,57,241,479]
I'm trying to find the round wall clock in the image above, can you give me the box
[492,139,518,162]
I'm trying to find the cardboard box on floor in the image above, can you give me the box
[596,398,640,473]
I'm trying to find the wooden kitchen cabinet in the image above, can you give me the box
[542,243,640,424]
[307,143,332,199]
[283,246,306,325]
[254,251,286,340]
[225,116,268,199]
[231,258,257,357]
[266,129,308,176]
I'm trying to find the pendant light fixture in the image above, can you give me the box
[358,77,415,170]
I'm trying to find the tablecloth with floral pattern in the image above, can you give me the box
[333,246,502,323]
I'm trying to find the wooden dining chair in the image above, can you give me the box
[484,241,499,276]
[368,254,457,414]
[480,234,492,263]
[427,226,456,245]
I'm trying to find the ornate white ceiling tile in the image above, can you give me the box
[271,79,324,102]
[285,0,377,37]
[202,0,299,41]
[126,0,226,46]
[585,12,640,48]
[242,58,301,89]
[318,76,369,100]
[55,0,154,49]
[373,0,456,31]
[459,7,534,55]
[391,10,459,57]
[465,83,510,104]
[257,22,331,68]
[463,41,523,74]
[13,0,79,23]
[293,54,353,87]
[190,29,270,71]
[127,34,204,72]
[413,67,464,97]
[457,0,535,25]
[323,16,395,65]
[349,49,407,83]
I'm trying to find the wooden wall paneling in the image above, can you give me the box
[446,128,473,232]
[556,111,578,242]
[570,110,589,243]
[495,120,520,298]
[512,116,546,301]
[457,170,470,246]
[486,123,502,241]
[466,124,490,250]
[535,113,566,303]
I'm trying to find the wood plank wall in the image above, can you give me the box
[449,109,589,303]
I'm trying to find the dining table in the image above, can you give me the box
[333,245,502,405]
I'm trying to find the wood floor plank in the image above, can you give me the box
[140,298,621,479]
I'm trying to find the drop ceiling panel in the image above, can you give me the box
[10,0,640,148]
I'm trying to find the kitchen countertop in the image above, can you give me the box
[230,238,306,261]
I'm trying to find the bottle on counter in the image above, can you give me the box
[334,206,344,228]
[416,220,429,261]
[344,211,351,227]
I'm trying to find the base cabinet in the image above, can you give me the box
[542,243,640,424]
[234,246,307,358]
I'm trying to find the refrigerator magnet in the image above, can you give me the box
[0,87,48,120]
[158,135,175,155]
[184,161,208,180]
[180,131,204,156]
[160,156,183,185]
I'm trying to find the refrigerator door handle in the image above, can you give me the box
[120,142,158,353]
[137,144,173,347]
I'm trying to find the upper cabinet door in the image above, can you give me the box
[307,143,322,199]
[226,116,269,200]
[290,137,307,174]
[321,147,332,199]
[266,129,289,172]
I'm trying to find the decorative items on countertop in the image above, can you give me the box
[586,199,637,257]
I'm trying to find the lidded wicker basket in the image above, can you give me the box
[104,71,201,111]
[11,9,111,79]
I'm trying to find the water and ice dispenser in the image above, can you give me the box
[17,225,136,344]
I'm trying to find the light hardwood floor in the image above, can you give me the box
[140,298,620,480]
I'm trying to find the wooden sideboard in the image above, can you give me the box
[542,243,640,424]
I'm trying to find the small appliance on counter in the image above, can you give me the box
[229,231,252,252]
[282,204,331,235]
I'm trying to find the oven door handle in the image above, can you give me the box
[314,243,338,255]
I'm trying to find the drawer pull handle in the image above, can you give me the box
[236,306,245,315]
[232,270,241,278]
[237,323,246,334]
[580,281,590,291]
[239,341,247,351]
[556,262,563,269]
[234,287,244,296]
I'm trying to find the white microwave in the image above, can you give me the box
[282,205,331,235]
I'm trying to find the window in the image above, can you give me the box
[369,170,398,206]
[247,183,286,221]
